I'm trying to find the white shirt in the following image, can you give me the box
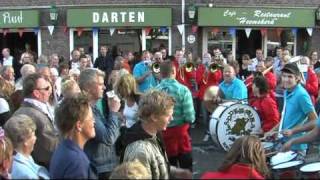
[123,101,138,128]
[0,98,10,113]
[2,56,13,66]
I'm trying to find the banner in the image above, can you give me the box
[260,28,267,37]
[76,27,84,37]
[177,24,184,35]
[33,27,39,35]
[245,28,251,38]
[18,28,24,37]
[109,28,115,36]
[228,28,236,37]
[48,25,54,35]
[307,28,313,36]
[2,28,9,37]
[192,25,198,33]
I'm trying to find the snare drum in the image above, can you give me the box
[299,162,320,179]
[209,101,261,151]
[272,160,303,179]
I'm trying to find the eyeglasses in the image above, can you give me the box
[36,86,50,91]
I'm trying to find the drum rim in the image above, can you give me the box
[271,151,298,166]
[300,162,320,172]
[272,160,303,170]
[262,142,274,149]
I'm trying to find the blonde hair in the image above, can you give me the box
[61,79,80,98]
[114,74,139,99]
[109,159,151,179]
[138,90,175,122]
[218,136,269,178]
[0,127,13,168]
[0,77,14,100]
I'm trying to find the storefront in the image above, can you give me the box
[198,7,315,60]
[67,7,172,61]
[0,10,40,60]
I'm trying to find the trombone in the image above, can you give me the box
[151,62,161,74]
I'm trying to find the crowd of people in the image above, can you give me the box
[0,44,320,179]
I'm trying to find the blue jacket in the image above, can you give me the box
[84,104,121,173]
[12,152,49,179]
[50,139,97,179]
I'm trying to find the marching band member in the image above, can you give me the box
[201,136,268,179]
[299,56,318,105]
[219,65,247,100]
[249,75,279,133]
[266,63,317,154]
[156,60,195,171]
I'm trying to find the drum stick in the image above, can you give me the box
[265,151,278,157]
[278,97,286,139]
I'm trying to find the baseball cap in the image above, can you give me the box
[281,63,300,76]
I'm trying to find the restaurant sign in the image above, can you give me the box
[0,10,39,28]
[67,8,172,27]
[198,7,315,27]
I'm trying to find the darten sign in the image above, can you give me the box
[198,7,315,27]
[0,10,39,28]
[67,8,172,27]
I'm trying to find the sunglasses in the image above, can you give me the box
[36,86,50,91]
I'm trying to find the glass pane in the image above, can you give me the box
[207,30,233,56]
[146,27,169,53]
[73,31,93,54]
[266,29,294,56]
[98,29,141,55]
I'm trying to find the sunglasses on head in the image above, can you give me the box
[36,86,50,91]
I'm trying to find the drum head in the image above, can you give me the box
[271,151,298,166]
[272,160,303,169]
[210,102,261,151]
[300,162,320,172]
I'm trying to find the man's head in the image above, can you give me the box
[281,63,300,90]
[174,49,185,65]
[49,53,60,68]
[160,48,167,59]
[2,48,10,58]
[255,49,263,61]
[153,52,163,63]
[276,47,283,58]
[160,60,176,79]
[79,55,88,70]
[100,46,108,57]
[71,49,81,61]
[79,68,106,101]
[142,50,151,61]
[20,64,36,79]
[138,90,175,131]
[23,73,52,103]
[223,64,235,83]
[20,52,34,64]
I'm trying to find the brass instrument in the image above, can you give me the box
[209,63,222,73]
[151,62,161,74]
[185,62,194,72]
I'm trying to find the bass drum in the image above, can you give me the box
[209,101,261,151]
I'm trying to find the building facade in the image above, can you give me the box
[0,0,319,62]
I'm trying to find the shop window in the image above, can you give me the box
[73,30,93,54]
[98,29,141,55]
[207,30,233,55]
[146,27,169,53]
[266,29,295,56]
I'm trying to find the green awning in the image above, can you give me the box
[0,10,39,28]
[198,7,315,27]
[67,8,172,27]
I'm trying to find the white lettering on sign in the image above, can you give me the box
[2,11,23,24]
[237,17,276,25]
[92,11,145,24]
[254,10,291,18]
[223,9,236,17]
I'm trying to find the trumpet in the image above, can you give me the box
[185,62,194,72]
[151,62,161,74]
[209,63,222,73]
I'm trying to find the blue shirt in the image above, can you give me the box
[219,78,248,100]
[50,139,96,179]
[133,61,157,92]
[282,84,315,151]
[12,152,49,179]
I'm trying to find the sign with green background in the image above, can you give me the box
[198,7,315,27]
[0,10,39,28]
[67,8,172,27]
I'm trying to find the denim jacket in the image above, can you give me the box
[84,104,121,173]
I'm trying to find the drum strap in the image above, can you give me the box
[278,94,286,138]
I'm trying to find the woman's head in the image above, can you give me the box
[115,74,138,99]
[0,77,14,99]
[219,136,268,177]
[138,90,175,131]
[55,93,95,140]
[61,79,81,98]
[0,127,13,177]
[4,115,36,153]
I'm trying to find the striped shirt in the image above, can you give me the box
[156,78,195,127]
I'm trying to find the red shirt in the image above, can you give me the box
[201,163,264,179]
[305,68,318,104]
[198,69,223,100]
[249,94,279,132]
[246,71,276,101]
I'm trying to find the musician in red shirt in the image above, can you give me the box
[201,136,268,179]
[300,56,318,104]
[249,75,279,133]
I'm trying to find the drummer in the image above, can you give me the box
[219,65,247,100]
[266,63,317,154]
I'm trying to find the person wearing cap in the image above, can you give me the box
[266,63,317,153]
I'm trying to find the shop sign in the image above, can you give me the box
[0,10,39,28]
[67,8,172,27]
[198,7,315,27]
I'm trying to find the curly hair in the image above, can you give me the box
[218,136,269,178]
